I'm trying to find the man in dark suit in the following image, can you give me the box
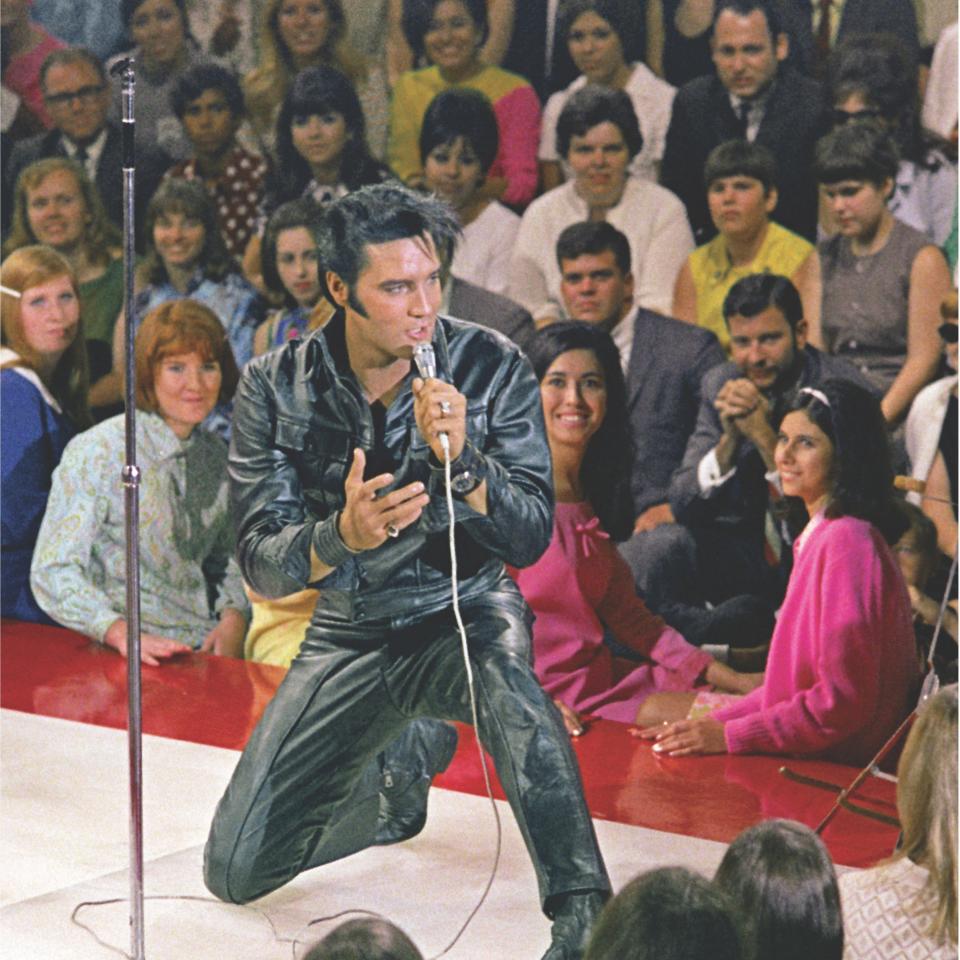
[554,221,727,612]
[660,0,828,244]
[643,273,877,652]
[780,0,919,76]
[446,274,537,352]
[3,47,167,237]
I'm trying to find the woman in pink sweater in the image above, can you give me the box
[640,378,919,765]
[511,322,758,734]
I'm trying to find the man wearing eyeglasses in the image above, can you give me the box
[3,47,167,235]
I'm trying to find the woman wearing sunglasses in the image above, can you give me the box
[905,290,958,560]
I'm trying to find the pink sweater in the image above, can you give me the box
[511,502,712,723]
[715,514,919,765]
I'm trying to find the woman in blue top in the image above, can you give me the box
[252,197,328,355]
[113,178,265,438]
[1,245,91,622]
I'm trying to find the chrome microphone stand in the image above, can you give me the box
[110,55,146,960]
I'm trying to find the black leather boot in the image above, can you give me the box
[541,890,607,960]
[374,719,459,846]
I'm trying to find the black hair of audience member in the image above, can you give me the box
[556,84,643,161]
[418,88,499,174]
[813,122,900,187]
[711,0,783,41]
[261,196,322,306]
[714,819,843,960]
[526,321,634,541]
[301,916,424,960]
[896,683,958,945]
[402,0,490,62]
[120,0,189,32]
[828,33,955,168]
[703,140,777,193]
[170,62,245,120]
[315,182,461,306]
[584,866,743,960]
[39,46,108,91]
[788,379,907,545]
[721,272,803,331]
[556,0,646,64]
[555,220,631,276]
[267,65,385,214]
[141,178,235,286]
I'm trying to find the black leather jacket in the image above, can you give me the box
[229,312,554,622]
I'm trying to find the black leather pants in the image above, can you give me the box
[204,582,610,910]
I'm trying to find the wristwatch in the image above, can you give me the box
[447,441,487,496]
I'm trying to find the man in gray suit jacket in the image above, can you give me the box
[446,274,537,352]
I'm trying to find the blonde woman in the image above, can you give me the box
[4,157,124,414]
[839,684,957,958]
[1,246,90,623]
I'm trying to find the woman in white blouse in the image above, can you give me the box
[509,84,692,326]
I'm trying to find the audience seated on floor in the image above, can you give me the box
[672,139,820,353]
[166,63,269,260]
[638,273,874,655]
[106,0,213,163]
[419,87,519,297]
[640,378,920,764]
[839,683,957,960]
[584,866,743,960]
[539,0,675,189]
[1,245,91,625]
[113,178,265,439]
[825,32,957,247]
[816,122,953,426]
[31,298,250,665]
[905,289,958,559]
[660,0,827,245]
[714,819,843,960]
[893,502,958,686]
[510,85,693,326]
[388,0,540,207]
[302,916,424,960]
[2,46,168,237]
[3,157,124,416]
[242,0,389,162]
[510,323,758,733]
[243,65,393,291]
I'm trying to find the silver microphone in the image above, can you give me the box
[412,343,450,457]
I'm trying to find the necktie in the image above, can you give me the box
[735,101,751,140]
[75,145,89,176]
[815,0,833,78]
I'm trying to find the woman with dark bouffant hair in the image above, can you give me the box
[1,246,90,624]
[714,819,843,960]
[31,298,249,665]
[584,866,742,960]
[511,322,757,734]
[827,32,957,247]
[840,684,957,958]
[640,379,920,764]
[243,0,388,160]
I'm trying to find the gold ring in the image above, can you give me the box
[439,400,451,415]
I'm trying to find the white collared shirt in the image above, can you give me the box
[61,127,108,182]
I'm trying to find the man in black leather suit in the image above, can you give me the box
[204,183,610,959]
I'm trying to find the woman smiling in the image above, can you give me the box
[31,299,250,664]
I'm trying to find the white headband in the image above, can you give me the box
[799,386,830,408]
[0,285,21,299]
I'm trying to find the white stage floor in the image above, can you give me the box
[1,708,732,960]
